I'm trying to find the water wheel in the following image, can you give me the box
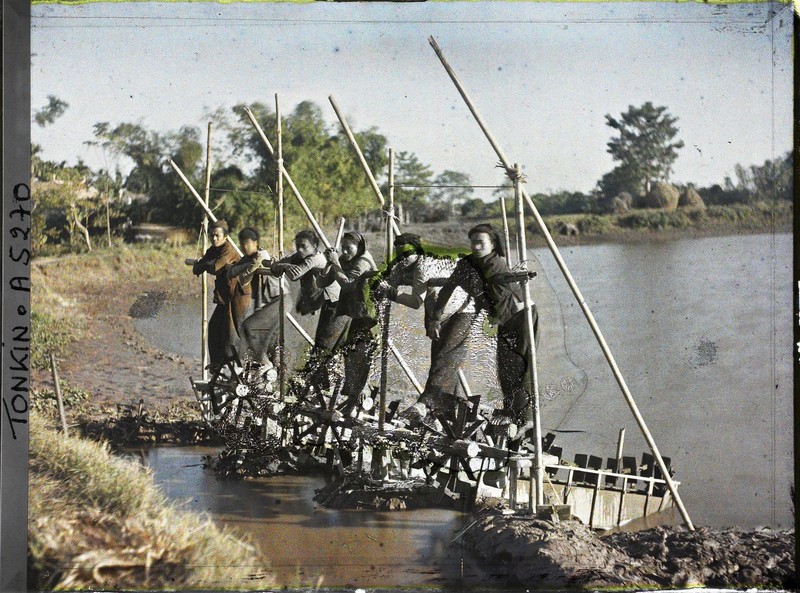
[206,351,280,449]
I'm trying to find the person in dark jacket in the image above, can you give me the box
[192,220,250,368]
[430,223,539,425]
[321,231,378,412]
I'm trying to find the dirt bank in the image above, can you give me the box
[31,246,205,435]
[464,506,795,589]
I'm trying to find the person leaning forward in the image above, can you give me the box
[192,220,251,368]
[269,229,347,354]
[430,223,539,426]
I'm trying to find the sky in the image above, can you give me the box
[31,1,793,201]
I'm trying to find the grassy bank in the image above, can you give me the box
[28,412,272,590]
[511,200,792,243]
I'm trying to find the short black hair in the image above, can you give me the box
[294,229,319,247]
[238,227,259,243]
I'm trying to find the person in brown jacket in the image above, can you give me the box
[192,220,251,368]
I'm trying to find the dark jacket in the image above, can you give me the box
[433,251,524,326]
[193,242,242,305]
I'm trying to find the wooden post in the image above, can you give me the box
[329,96,401,236]
[105,198,112,248]
[378,148,395,434]
[615,428,625,473]
[202,123,212,380]
[427,36,694,531]
[499,196,512,267]
[513,163,544,514]
[276,95,286,402]
[49,353,68,436]
[242,108,332,249]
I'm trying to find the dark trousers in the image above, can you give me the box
[341,317,378,401]
[208,295,251,367]
[422,312,476,406]
[241,292,294,368]
[496,306,539,416]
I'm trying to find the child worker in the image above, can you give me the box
[428,223,539,427]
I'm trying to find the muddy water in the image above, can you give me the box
[135,232,793,529]
[131,446,503,589]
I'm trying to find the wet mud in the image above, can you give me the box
[464,505,795,589]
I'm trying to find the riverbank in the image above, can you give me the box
[463,504,795,589]
[28,412,273,590]
[367,201,792,251]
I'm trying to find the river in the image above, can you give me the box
[134,232,793,531]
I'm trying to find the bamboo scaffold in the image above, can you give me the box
[201,123,212,380]
[276,94,286,402]
[428,35,694,530]
[512,163,544,512]
[377,148,396,433]
[242,107,332,250]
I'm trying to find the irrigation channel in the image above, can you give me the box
[131,231,791,583]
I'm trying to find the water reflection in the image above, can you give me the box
[129,446,505,589]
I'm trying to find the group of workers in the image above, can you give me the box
[192,220,538,427]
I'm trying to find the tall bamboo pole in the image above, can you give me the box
[276,95,286,402]
[242,108,332,249]
[328,95,401,236]
[499,196,513,267]
[513,163,544,513]
[169,160,243,257]
[378,149,395,433]
[428,36,694,530]
[202,123,212,380]
[334,217,346,250]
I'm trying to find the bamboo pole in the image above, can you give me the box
[169,160,243,258]
[276,95,286,402]
[499,196,513,267]
[49,353,69,436]
[242,107,332,249]
[328,95,402,236]
[616,428,625,472]
[512,163,544,513]
[378,149,395,433]
[202,123,212,380]
[105,198,112,248]
[334,217,346,250]
[387,339,423,395]
[287,312,315,346]
[428,35,694,531]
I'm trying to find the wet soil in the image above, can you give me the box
[464,505,795,589]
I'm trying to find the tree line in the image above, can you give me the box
[32,96,792,253]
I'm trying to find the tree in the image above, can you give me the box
[391,151,433,221]
[34,95,69,127]
[604,102,684,195]
[431,170,474,211]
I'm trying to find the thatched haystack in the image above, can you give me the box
[644,182,680,210]
[678,186,706,209]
